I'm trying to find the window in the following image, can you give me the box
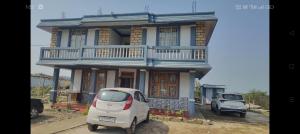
[222,94,243,100]
[138,92,146,102]
[70,29,87,48]
[134,91,140,101]
[98,90,130,102]
[149,71,179,99]
[158,26,179,46]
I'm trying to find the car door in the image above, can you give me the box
[138,92,149,120]
[134,91,143,123]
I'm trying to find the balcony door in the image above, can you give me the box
[70,29,87,48]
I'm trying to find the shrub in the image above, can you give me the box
[83,105,90,115]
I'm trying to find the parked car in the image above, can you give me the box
[31,98,44,118]
[211,93,247,118]
[86,88,150,134]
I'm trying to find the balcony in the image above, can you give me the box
[38,45,209,69]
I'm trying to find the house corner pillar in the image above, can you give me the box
[50,67,60,104]
[139,69,146,94]
[88,68,98,104]
[188,70,196,116]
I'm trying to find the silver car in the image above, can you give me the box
[211,93,247,118]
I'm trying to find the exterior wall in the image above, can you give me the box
[179,72,190,98]
[100,28,111,45]
[180,25,192,46]
[110,30,121,45]
[48,23,206,47]
[205,89,213,104]
[146,71,191,112]
[106,70,116,88]
[50,28,58,47]
[196,22,207,46]
[203,88,225,104]
[146,27,156,46]
[60,30,69,47]
[72,69,82,93]
[121,37,130,45]
[86,29,96,46]
[130,27,142,45]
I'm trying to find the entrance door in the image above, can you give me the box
[120,72,134,88]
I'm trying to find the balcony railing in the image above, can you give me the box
[39,45,207,64]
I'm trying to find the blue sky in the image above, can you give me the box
[31,0,269,94]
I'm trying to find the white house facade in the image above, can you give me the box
[36,12,218,116]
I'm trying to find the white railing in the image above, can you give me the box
[149,46,207,61]
[40,47,80,60]
[82,45,145,59]
[40,45,207,63]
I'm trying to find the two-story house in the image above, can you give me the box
[36,12,217,116]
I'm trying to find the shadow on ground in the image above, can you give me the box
[31,114,56,124]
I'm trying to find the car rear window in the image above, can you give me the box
[98,90,130,102]
[222,94,243,100]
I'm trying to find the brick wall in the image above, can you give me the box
[130,27,142,45]
[50,28,58,47]
[129,27,143,57]
[195,22,206,46]
[99,28,111,45]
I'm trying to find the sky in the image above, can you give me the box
[31,0,269,94]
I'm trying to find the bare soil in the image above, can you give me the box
[56,119,268,134]
[31,104,83,127]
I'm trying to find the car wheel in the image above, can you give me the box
[145,112,150,123]
[216,106,221,115]
[87,124,98,132]
[240,113,246,118]
[31,107,39,119]
[126,118,136,134]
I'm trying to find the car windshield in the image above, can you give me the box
[98,90,130,102]
[222,94,243,100]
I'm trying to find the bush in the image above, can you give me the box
[83,105,90,115]
[31,86,51,98]
[243,89,269,110]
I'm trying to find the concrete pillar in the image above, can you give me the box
[70,69,75,90]
[88,68,97,104]
[188,71,196,116]
[50,67,60,104]
[139,69,146,94]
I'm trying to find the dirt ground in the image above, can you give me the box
[32,104,269,134]
[31,104,83,128]
[198,105,269,125]
[56,119,268,134]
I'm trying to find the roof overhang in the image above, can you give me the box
[37,12,218,32]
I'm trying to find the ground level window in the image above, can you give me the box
[149,71,179,99]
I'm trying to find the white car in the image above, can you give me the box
[86,88,150,134]
[211,93,247,118]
